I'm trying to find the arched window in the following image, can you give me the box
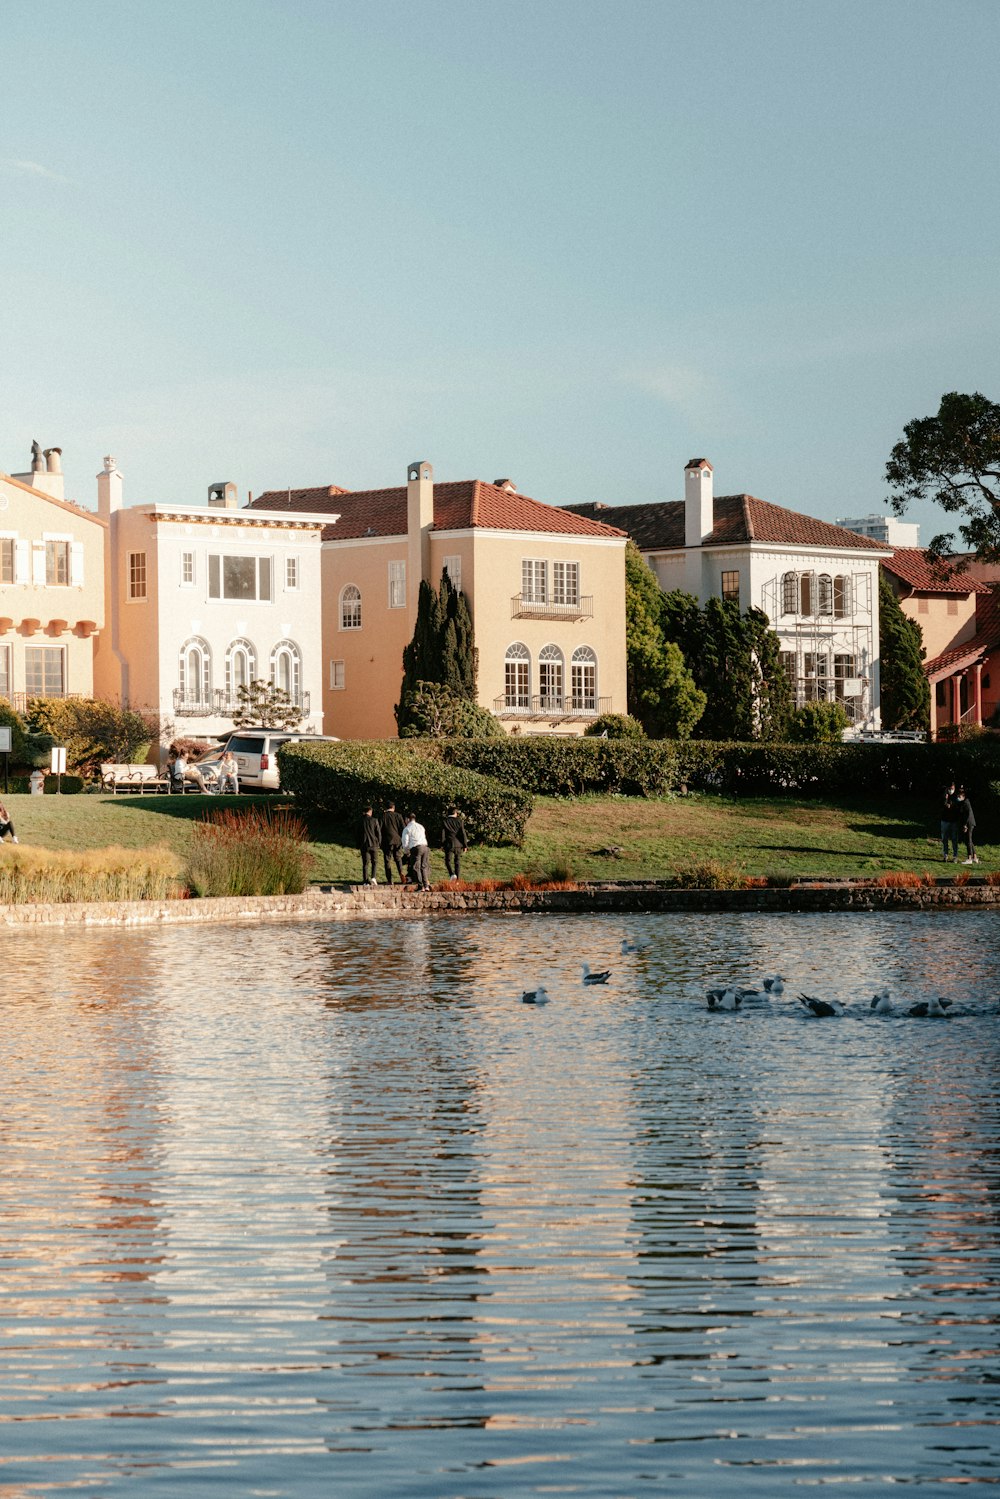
[505,642,530,710]
[539,643,564,711]
[799,571,815,616]
[225,638,257,702]
[571,645,597,711]
[340,584,362,630]
[833,575,852,618]
[817,574,833,616]
[178,637,211,708]
[270,639,301,703]
[782,572,798,615]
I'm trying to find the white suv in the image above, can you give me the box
[217,730,339,791]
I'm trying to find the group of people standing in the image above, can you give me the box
[940,781,978,864]
[358,802,468,890]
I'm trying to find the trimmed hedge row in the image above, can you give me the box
[278,740,533,846]
[439,736,1000,808]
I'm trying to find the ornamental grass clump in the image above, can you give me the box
[0,845,183,904]
[186,806,314,897]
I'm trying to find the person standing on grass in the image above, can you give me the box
[940,781,959,862]
[401,812,431,891]
[953,785,979,864]
[358,805,382,886]
[442,805,468,882]
[0,799,19,844]
[380,800,405,885]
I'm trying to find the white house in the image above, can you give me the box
[93,461,330,752]
[566,459,892,727]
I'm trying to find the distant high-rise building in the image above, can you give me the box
[836,513,920,545]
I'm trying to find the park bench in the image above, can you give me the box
[100,763,173,795]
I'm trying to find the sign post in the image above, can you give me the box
[50,745,67,794]
[0,727,9,794]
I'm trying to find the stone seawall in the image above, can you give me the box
[0,880,998,928]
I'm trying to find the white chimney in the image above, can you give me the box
[406,459,434,604]
[208,481,238,510]
[684,458,714,547]
[97,455,123,518]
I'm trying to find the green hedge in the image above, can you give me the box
[2,775,85,795]
[278,740,533,846]
[440,738,685,796]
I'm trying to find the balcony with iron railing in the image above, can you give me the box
[510,594,594,622]
[173,688,311,718]
[4,691,83,713]
[494,693,611,722]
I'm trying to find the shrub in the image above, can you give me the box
[186,806,314,897]
[672,858,747,889]
[0,845,183,903]
[25,698,159,774]
[786,702,850,743]
[397,681,503,738]
[584,713,646,739]
[441,737,684,797]
[279,740,532,846]
[0,699,30,764]
[877,871,923,887]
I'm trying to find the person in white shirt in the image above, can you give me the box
[400,812,431,890]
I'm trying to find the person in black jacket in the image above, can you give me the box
[358,806,382,885]
[442,805,468,882]
[953,785,979,864]
[940,782,959,862]
[380,800,406,885]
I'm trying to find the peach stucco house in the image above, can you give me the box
[251,462,628,738]
[882,549,1000,737]
[0,446,106,709]
[93,461,328,751]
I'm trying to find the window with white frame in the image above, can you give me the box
[552,561,579,606]
[504,642,530,709]
[781,572,797,615]
[571,645,597,710]
[285,556,299,590]
[45,539,70,586]
[128,551,147,600]
[803,650,829,701]
[522,559,547,604]
[271,639,301,701]
[388,561,406,610]
[25,645,66,697]
[330,659,345,690]
[0,538,13,585]
[539,643,564,709]
[833,574,851,618]
[0,643,9,696]
[817,574,833,616]
[443,555,461,592]
[225,638,257,700]
[779,649,797,690]
[207,554,273,601]
[833,653,856,700]
[181,551,195,586]
[340,584,362,630]
[721,570,740,604]
[179,638,212,706]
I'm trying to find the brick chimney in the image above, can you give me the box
[684,458,713,547]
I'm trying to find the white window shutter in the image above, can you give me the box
[15,539,30,583]
[32,542,46,585]
[70,541,84,586]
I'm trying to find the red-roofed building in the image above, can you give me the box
[251,463,627,738]
[564,460,891,728]
[882,550,1000,737]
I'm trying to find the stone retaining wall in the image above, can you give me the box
[0,880,998,928]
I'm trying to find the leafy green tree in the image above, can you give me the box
[233,678,303,731]
[887,391,1000,560]
[660,593,790,740]
[397,681,503,738]
[878,570,930,731]
[624,544,705,738]
[26,697,158,771]
[786,701,849,743]
[583,712,645,739]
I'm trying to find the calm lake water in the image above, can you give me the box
[1,911,999,1496]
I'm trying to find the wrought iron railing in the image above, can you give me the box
[173,688,311,718]
[4,691,83,712]
[510,595,594,621]
[493,694,611,721]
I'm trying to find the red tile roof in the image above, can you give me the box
[250,479,626,541]
[881,547,991,594]
[561,495,891,552]
[924,587,1000,678]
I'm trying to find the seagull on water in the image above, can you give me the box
[908,996,952,1017]
[870,990,896,1015]
[621,938,652,955]
[522,986,550,1005]
[763,975,785,995]
[707,988,741,1011]
[798,993,845,1017]
[582,963,612,985]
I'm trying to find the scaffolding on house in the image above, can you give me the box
[760,571,875,725]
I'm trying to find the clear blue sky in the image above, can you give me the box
[2,0,998,542]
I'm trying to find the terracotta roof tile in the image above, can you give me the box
[562,496,891,552]
[881,547,991,594]
[250,479,626,541]
[924,587,1000,678]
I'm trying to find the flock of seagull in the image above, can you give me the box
[522,949,983,1017]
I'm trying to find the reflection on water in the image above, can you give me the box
[0,912,998,1495]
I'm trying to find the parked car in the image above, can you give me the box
[214,729,339,791]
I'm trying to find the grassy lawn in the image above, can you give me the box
[0,788,984,885]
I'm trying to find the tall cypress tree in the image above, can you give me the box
[396,571,478,733]
[879,570,930,730]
